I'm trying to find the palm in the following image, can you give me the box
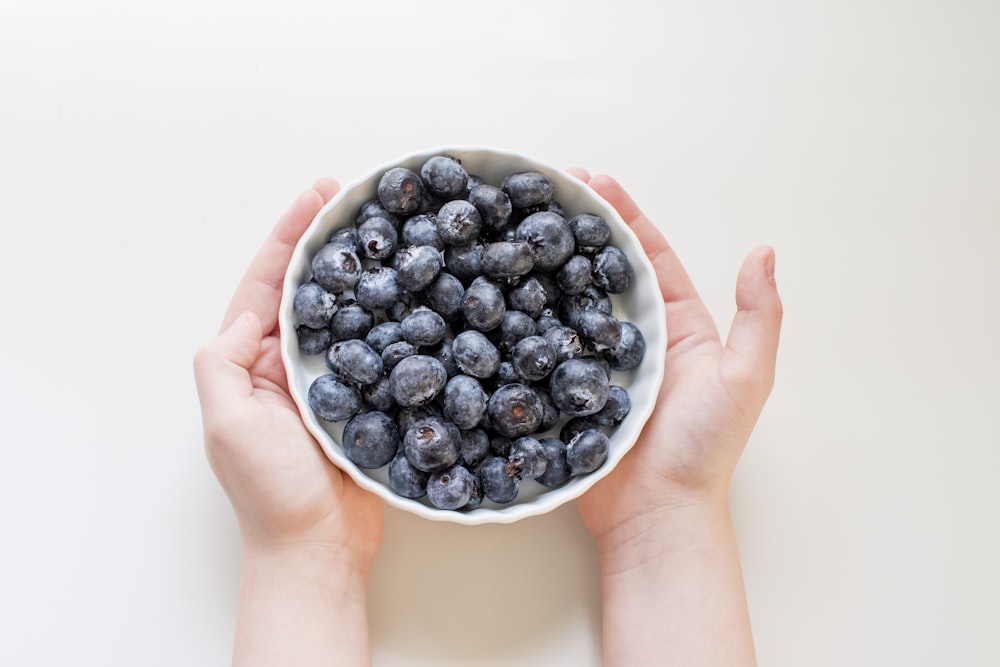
[572,173,780,537]
[197,179,383,557]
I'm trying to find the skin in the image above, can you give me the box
[193,170,781,667]
[193,178,383,667]
[569,169,783,667]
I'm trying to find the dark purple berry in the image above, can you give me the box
[307,374,361,422]
[342,410,400,469]
[378,167,424,214]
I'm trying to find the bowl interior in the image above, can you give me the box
[280,146,666,525]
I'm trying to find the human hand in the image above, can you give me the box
[571,170,782,550]
[193,179,383,569]
[193,179,384,665]
[567,171,779,666]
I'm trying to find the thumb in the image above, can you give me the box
[723,246,783,399]
[193,310,264,415]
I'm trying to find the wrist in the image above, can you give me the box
[241,538,373,597]
[591,492,758,666]
[593,493,733,576]
[234,538,374,666]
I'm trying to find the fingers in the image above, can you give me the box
[585,174,718,348]
[723,246,783,397]
[193,311,264,417]
[311,177,341,205]
[565,167,591,183]
[222,179,340,333]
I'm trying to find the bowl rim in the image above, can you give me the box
[279,145,667,525]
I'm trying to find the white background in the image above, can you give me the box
[2,1,998,665]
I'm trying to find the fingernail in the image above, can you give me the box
[764,250,776,283]
[230,311,253,332]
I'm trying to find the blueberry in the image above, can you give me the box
[385,290,418,323]
[401,213,444,250]
[424,271,465,323]
[556,255,592,296]
[452,330,501,379]
[381,340,416,371]
[294,282,338,329]
[507,276,547,319]
[354,266,402,312]
[501,171,554,209]
[467,183,512,230]
[307,374,361,422]
[495,360,519,386]
[388,354,448,407]
[330,225,360,251]
[357,216,398,260]
[558,284,612,327]
[566,428,610,474]
[378,167,424,215]
[418,188,446,215]
[461,279,506,331]
[480,240,534,279]
[586,355,613,381]
[436,200,482,246]
[544,199,565,217]
[489,435,513,458]
[515,211,575,272]
[423,336,460,377]
[297,325,333,356]
[421,155,469,199]
[560,416,601,444]
[506,436,547,480]
[493,222,519,242]
[342,410,400,469]
[395,404,441,434]
[576,309,623,351]
[311,242,362,293]
[604,320,646,371]
[403,416,461,472]
[399,307,446,347]
[568,213,611,252]
[387,452,429,499]
[531,272,562,308]
[443,374,488,430]
[479,455,520,504]
[592,385,632,426]
[542,325,584,365]
[361,375,395,412]
[534,309,563,333]
[443,243,484,283]
[326,339,383,386]
[592,245,634,294]
[536,437,571,488]
[548,358,611,417]
[498,310,538,352]
[330,302,374,341]
[536,388,561,432]
[394,244,443,292]
[426,464,476,510]
[356,199,402,228]
[463,473,485,511]
[487,383,544,437]
[365,321,405,353]
[510,335,556,382]
[458,428,490,468]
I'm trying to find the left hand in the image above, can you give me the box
[193,179,383,571]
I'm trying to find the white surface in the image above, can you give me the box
[279,145,667,525]
[1,1,998,665]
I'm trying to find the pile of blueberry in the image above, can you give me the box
[294,155,646,511]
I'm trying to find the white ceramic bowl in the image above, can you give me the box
[280,146,666,524]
